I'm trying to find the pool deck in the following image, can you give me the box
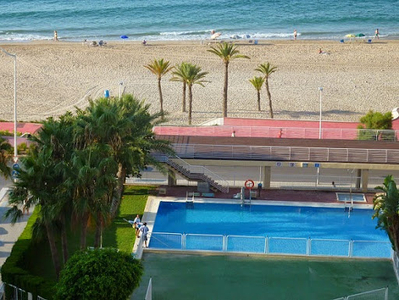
[155,186,376,204]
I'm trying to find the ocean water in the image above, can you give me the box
[0,0,398,42]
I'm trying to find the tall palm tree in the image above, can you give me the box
[208,42,250,117]
[6,114,76,277]
[0,137,12,178]
[144,59,173,115]
[249,76,265,111]
[373,175,399,251]
[256,62,277,118]
[171,63,208,125]
[171,62,188,112]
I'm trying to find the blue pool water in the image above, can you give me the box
[151,201,391,258]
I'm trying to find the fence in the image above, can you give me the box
[172,143,399,164]
[1,283,47,300]
[150,232,392,259]
[332,286,388,300]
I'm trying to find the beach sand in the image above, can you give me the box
[1,39,398,125]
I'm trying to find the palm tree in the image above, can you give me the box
[144,59,173,115]
[373,175,399,251]
[208,42,250,117]
[256,62,277,118]
[171,62,188,112]
[6,114,77,277]
[249,76,265,111]
[171,63,208,124]
[0,137,12,178]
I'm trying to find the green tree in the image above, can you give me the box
[55,248,143,300]
[6,114,76,277]
[249,76,265,111]
[0,136,12,178]
[256,62,277,118]
[373,175,399,251]
[171,62,188,112]
[208,42,250,117]
[357,110,394,141]
[171,63,208,125]
[144,58,173,115]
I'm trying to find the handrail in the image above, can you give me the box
[171,143,399,164]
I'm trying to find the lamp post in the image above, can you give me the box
[0,47,17,162]
[318,87,323,139]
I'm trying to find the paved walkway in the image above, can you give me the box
[0,177,30,284]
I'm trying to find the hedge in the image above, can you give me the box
[1,208,56,299]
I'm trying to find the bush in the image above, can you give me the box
[1,208,56,299]
[55,248,143,300]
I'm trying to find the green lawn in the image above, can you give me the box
[133,252,399,300]
[24,185,153,281]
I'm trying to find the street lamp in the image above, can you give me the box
[318,87,323,139]
[0,47,17,162]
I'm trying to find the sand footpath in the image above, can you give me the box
[1,39,398,125]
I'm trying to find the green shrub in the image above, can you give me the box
[1,208,56,299]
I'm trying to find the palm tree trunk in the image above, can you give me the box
[45,223,61,279]
[182,83,187,112]
[80,212,89,249]
[111,163,126,217]
[60,214,69,264]
[265,80,273,118]
[188,85,193,125]
[223,62,229,118]
[158,78,163,115]
[94,212,102,248]
[257,91,261,111]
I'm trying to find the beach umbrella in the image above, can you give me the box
[355,33,365,37]
[345,34,355,38]
[120,35,128,42]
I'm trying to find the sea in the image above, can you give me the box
[0,0,398,42]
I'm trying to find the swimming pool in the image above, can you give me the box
[150,201,391,258]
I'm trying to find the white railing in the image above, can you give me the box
[145,277,152,300]
[2,283,47,300]
[149,232,392,259]
[171,143,399,164]
[154,125,399,141]
[332,286,388,300]
[393,251,399,284]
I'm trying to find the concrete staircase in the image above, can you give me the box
[162,156,229,193]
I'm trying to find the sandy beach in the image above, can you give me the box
[1,39,398,125]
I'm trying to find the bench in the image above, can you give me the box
[201,192,215,198]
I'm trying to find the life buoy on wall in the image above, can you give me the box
[244,179,255,189]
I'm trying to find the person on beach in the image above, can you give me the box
[53,30,58,41]
[293,29,297,40]
[278,128,283,138]
[375,29,379,39]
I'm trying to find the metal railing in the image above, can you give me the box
[171,143,399,164]
[149,232,392,259]
[332,286,388,300]
[154,125,399,141]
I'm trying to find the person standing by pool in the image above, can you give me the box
[140,222,149,247]
[133,214,141,237]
